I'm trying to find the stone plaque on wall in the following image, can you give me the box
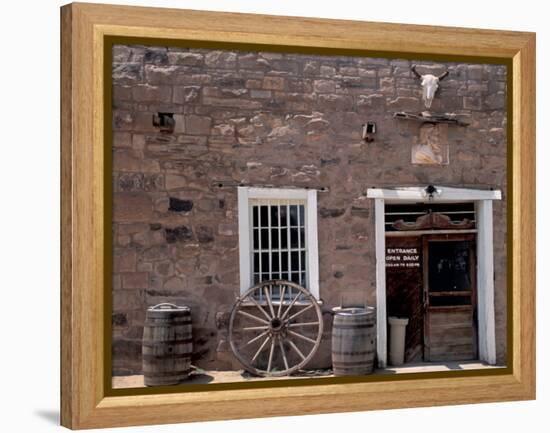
[411,123,449,165]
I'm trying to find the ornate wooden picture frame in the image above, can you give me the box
[61,2,535,429]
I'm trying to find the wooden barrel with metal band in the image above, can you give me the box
[331,306,376,376]
[142,303,192,386]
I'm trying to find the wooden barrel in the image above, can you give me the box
[142,303,192,386]
[331,306,376,376]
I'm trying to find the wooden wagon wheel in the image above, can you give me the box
[229,280,323,377]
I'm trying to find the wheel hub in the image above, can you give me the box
[270,317,284,332]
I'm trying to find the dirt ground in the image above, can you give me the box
[113,361,499,389]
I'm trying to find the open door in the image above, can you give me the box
[423,234,477,361]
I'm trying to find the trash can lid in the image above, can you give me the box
[388,316,409,325]
[147,303,190,312]
[332,306,375,316]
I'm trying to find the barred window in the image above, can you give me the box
[251,201,307,287]
[238,187,319,299]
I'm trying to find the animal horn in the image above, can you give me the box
[411,65,422,79]
[438,70,449,80]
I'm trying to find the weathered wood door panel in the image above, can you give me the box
[423,235,477,362]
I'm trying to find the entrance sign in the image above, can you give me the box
[386,247,421,268]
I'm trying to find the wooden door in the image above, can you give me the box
[423,234,477,361]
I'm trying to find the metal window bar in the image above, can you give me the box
[286,204,292,281]
[278,204,283,299]
[257,205,262,302]
[267,201,273,299]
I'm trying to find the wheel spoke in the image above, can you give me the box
[244,330,270,346]
[288,330,317,344]
[264,286,276,318]
[287,303,315,322]
[243,325,269,331]
[251,335,271,362]
[280,291,303,320]
[277,285,286,317]
[278,338,289,371]
[267,338,275,372]
[245,294,272,321]
[237,310,269,325]
[287,339,306,361]
[288,321,319,328]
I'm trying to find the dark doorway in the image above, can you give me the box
[385,236,424,363]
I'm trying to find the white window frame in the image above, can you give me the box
[238,187,319,299]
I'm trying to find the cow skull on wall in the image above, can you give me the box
[411,65,449,108]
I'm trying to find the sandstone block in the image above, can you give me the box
[113,86,132,101]
[113,132,132,148]
[196,226,215,243]
[314,79,336,93]
[320,208,346,218]
[114,249,137,272]
[262,76,285,90]
[317,94,353,111]
[117,173,164,192]
[202,97,262,110]
[387,96,420,111]
[112,63,142,84]
[250,89,271,99]
[463,96,482,110]
[320,65,336,77]
[211,123,235,136]
[154,260,174,277]
[218,223,236,236]
[165,174,188,190]
[467,65,485,80]
[173,86,200,104]
[303,61,319,75]
[485,92,506,109]
[113,193,153,222]
[350,207,370,218]
[132,84,172,103]
[238,53,270,69]
[113,150,160,173]
[144,65,178,85]
[121,272,149,289]
[168,52,204,66]
[185,115,212,135]
[245,79,263,89]
[205,51,237,69]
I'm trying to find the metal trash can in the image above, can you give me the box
[388,316,409,366]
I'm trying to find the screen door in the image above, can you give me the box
[423,235,477,361]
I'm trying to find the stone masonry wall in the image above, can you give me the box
[111,44,508,375]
